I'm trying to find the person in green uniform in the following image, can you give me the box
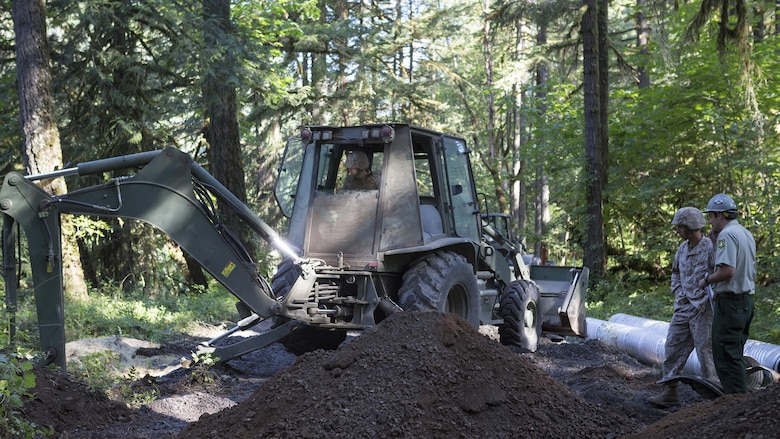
[697,193,756,394]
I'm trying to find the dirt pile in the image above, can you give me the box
[627,383,780,439]
[22,365,196,438]
[23,368,138,433]
[179,311,640,438]
[13,310,780,438]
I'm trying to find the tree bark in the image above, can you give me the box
[511,17,527,246]
[582,0,607,279]
[597,0,610,273]
[598,0,609,191]
[13,0,87,299]
[635,0,650,88]
[482,0,496,160]
[202,0,254,259]
[534,20,550,260]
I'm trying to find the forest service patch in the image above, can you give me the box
[718,239,726,249]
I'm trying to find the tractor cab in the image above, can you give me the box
[275,124,481,269]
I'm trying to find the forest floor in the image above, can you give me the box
[17,311,780,438]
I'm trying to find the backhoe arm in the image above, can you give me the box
[1,147,303,369]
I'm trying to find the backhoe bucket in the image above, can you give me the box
[533,265,589,337]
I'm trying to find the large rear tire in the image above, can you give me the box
[498,279,541,352]
[271,258,346,355]
[397,251,480,328]
[270,257,301,297]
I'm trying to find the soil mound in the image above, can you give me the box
[627,382,780,439]
[179,311,640,438]
[23,366,147,433]
[21,365,190,438]
[14,310,780,438]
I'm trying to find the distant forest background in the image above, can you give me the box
[1,0,778,301]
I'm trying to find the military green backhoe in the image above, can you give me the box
[1,124,587,371]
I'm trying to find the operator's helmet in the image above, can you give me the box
[672,207,706,230]
[703,193,738,214]
[345,151,370,170]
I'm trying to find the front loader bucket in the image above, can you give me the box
[533,265,589,337]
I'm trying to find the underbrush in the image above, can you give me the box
[586,276,673,322]
[3,284,239,347]
[64,286,239,343]
[4,275,780,350]
[1,284,238,410]
[0,355,54,438]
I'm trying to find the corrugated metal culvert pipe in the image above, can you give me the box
[586,314,780,389]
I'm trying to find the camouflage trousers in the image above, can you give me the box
[662,297,718,382]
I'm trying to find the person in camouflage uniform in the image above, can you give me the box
[648,207,717,408]
[342,151,380,191]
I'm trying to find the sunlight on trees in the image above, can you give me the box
[0,0,778,294]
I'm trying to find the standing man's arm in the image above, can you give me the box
[699,264,735,289]
[671,247,682,296]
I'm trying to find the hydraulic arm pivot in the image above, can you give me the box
[1,147,303,370]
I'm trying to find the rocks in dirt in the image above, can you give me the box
[66,335,182,377]
[178,311,641,438]
[147,392,237,423]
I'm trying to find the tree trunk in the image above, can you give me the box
[480,0,510,217]
[511,18,527,246]
[202,0,255,262]
[597,0,610,271]
[534,20,550,260]
[598,0,610,191]
[482,0,496,160]
[635,0,650,88]
[12,0,87,299]
[310,2,328,123]
[582,0,607,279]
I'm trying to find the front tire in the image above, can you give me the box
[498,279,541,352]
[397,251,480,328]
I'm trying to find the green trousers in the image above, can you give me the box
[712,293,754,394]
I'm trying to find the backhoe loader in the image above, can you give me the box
[1,124,588,371]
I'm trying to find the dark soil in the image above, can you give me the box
[13,311,780,438]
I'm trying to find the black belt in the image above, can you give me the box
[717,292,752,298]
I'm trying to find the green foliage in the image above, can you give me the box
[49,0,203,156]
[117,366,159,408]
[0,305,39,351]
[63,285,238,343]
[186,351,220,385]
[751,285,780,344]
[69,217,112,246]
[0,287,233,415]
[2,283,238,361]
[0,355,53,438]
[603,26,780,280]
[588,274,780,346]
[68,353,161,408]
[67,350,122,394]
[586,274,673,322]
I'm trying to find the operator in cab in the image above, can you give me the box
[342,150,380,191]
